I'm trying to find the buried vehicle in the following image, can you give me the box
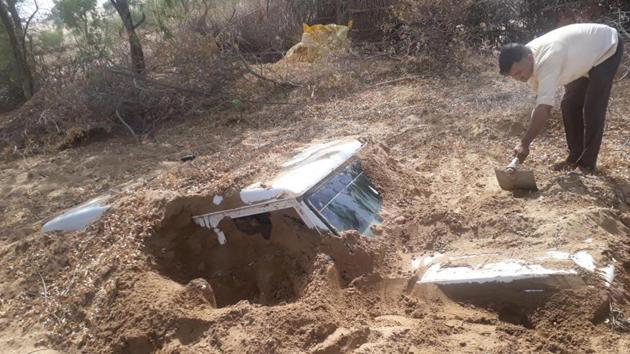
[39,138,383,307]
[411,248,617,326]
[42,138,383,239]
[192,138,383,243]
[152,138,384,308]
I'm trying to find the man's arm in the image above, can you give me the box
[523,104,552,146]
[514,104,552,162]
[513,45,564,163]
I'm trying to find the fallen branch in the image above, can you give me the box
[609,300,630,332]
[115,102,140,143]
[234,48,300,88]
[372,75,422,87]
[37,271,48,302]
[238,98,297,106]
[26,348,52,354]
[109,68,222,97]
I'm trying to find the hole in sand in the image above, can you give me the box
[435,280,568,328]
[152,208,318,308]
[497,303,533,328]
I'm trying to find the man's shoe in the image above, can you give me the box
[552,159,577,171]
[576,164,595,175]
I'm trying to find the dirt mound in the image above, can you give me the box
[17,188,385,352]
[528,288,609,350]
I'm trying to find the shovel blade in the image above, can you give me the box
[494,168,538,191]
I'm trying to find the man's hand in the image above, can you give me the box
[513,143,529,163]
[512,104,551,165]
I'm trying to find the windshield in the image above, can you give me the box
[305,160,382,236]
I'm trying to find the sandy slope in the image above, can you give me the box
[0,56,629,353]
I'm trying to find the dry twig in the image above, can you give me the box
[61,235,97,296]
[115,103,140,143]
[234,48,300,88]
[609,301,630,332]
[109,69,222,97]
[372,75,421,87]
[26,349,52,354]
[37,271,48,302]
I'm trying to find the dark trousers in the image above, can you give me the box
[561,36,624,169]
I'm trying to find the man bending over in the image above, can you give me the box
[499,23,623,172]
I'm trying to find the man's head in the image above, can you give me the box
[499,43,534,82]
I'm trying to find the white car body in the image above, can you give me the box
[192,138,383,243]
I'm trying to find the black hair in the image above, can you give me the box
[498,43,531,75]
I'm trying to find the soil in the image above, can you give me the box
[0,54,629,353]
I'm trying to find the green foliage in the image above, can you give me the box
[52,0,100,41]
[50,0,113,68]
[230,98,242,109]
[146,0,188,39]
[35,29,64,51]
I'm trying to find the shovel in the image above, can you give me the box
[494,157,538,191]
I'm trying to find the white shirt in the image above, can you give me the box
[526,23,618,106]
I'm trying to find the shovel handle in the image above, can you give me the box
[506,157,519,172]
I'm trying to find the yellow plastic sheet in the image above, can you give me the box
[285,23,351,62]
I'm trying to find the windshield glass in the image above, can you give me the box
[305,160,382,236]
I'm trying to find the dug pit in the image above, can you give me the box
[434,279,569,327]
[150,208,323,307]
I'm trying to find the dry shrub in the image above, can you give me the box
[381,0,557,71]
[152,0,302,61]
[55,126,108,151]
[0,82,95,155]
[1,0,308,154]
[0,30,245,154]
[0,86,23,113]
[204,0,343,62]
[383,0,484,71]
[225,1,302,61]
[383,0,630,72]
[150,29,240,89]
[2,0,312,155]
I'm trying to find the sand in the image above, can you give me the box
[0,55,629,353]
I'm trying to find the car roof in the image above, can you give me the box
[238,138,363,205]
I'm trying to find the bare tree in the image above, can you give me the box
[110,0,145,74]
[0,0,35,99]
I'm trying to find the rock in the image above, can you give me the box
[311,326,369,354]
[180,278,217,307]
[370,224,384,236]
[122,332,153,354]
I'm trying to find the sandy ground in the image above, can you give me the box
[0,55,629,353]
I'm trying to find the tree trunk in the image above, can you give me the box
[0,0,34,99]
[111,0,145,75]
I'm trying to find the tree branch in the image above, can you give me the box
[115,101,140,143]
[109,68,222,96]
[234,47,300,88]
[6,0,22,34]
[132,11,145,29]
[201,0,210,19]
[37,271,48,301]
[22,0,38,55]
